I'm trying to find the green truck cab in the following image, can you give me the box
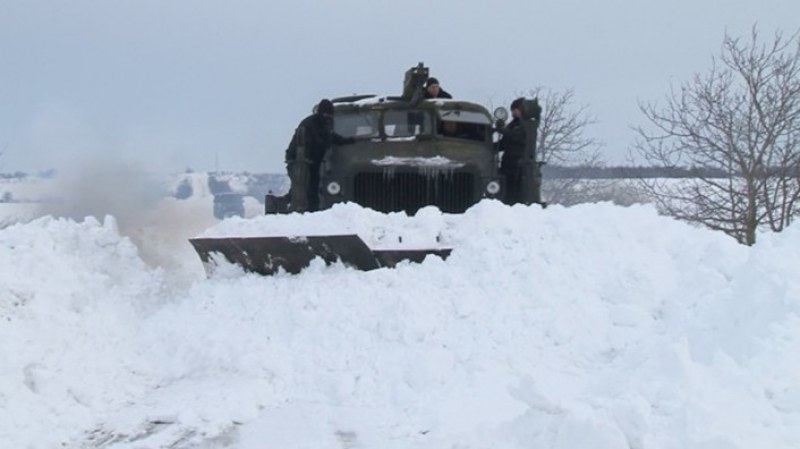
[318,94,502,214]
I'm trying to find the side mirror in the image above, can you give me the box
[493,107,509,122]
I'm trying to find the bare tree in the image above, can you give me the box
[634,27,800,245]
[521,87,605,205]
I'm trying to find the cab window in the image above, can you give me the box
[436,110,491,142]
[334,111,381,139]
[383,110,431,138]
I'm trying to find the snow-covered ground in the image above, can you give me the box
[1,178,799,448]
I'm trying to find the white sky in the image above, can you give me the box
[2,0,799,173]
[2,173,800,447]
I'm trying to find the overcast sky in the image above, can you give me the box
[2,0,799,174]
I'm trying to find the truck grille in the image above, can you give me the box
[353,171,476,214]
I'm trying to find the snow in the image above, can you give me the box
[371,156,466,168]
[2,186,800,448]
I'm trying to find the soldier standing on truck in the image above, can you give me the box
[285,99,354,212]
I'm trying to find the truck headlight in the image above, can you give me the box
[326,181,342,195]
[486,180,501,195]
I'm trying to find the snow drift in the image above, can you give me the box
[1,200,799,448]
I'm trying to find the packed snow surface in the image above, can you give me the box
[2,200,800,448]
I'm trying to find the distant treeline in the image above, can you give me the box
[543,165,729,179]
[0,169,56,180]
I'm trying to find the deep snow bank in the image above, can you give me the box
[2,202,799,448]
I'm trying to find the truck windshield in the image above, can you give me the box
[383,110,431,138]
[334,111,381,139]
[437,109,491,125]
[437,110,491,142]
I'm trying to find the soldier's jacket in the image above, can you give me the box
[285,113,351,167]
[498,117,527,171]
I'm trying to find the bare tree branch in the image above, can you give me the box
[634,26,800,245]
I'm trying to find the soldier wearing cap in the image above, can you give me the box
[497,98,528,205]
[285,99,354,211]
[423,77,453,99]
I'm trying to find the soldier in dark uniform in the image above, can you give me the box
[423,77,453,99]
[497,97,543,205]
[497,98,527,204]
[285,99,354,212]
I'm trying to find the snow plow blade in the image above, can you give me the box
[190,234,451,276]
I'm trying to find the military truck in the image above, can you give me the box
[191,63,544,276]
[266,63,543,215]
